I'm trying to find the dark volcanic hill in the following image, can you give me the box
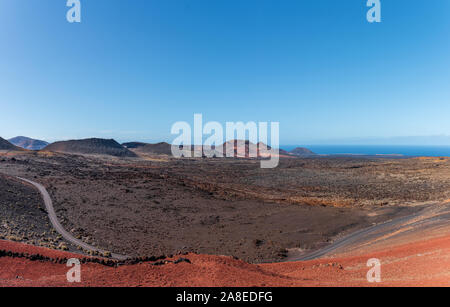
[0,137,23,151]
[8,136,49,150]
[44,138,137,157]
[290,147,316,156]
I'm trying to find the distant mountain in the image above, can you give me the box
[131,142,173,155]
[218,140,290,158]
[44,138,137,157]
[8,136,49,150]
[0,137,24,151]
[290,147,316,156]
[221,140,258,158]
[122,142,147,149]
[125,140,293,158]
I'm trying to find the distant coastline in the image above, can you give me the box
[281,145,450,157]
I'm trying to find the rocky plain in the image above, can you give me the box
[1,147,450,264]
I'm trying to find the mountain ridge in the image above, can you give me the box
[44,138,137,157]
[8,136,49,150]
[0,137,24,151]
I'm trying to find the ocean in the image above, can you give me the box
[281,145,450,157]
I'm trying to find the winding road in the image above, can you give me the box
[292,203,450,261]
[14,176,450,264]
[18,177,129,261]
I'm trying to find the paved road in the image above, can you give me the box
[291,204,450,261]
[18,177,129,261]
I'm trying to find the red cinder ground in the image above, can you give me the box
[1,230,449,287]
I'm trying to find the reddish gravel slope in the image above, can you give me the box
[1,229,449,287]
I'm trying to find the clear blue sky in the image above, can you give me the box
[1,0,449,144]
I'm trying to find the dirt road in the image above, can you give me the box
[17,177,128,261]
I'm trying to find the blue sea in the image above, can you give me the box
[281,145,450,157]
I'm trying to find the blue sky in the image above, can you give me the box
[0,0,449,144]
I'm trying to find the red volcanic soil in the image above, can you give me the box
[1,231,449,287]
